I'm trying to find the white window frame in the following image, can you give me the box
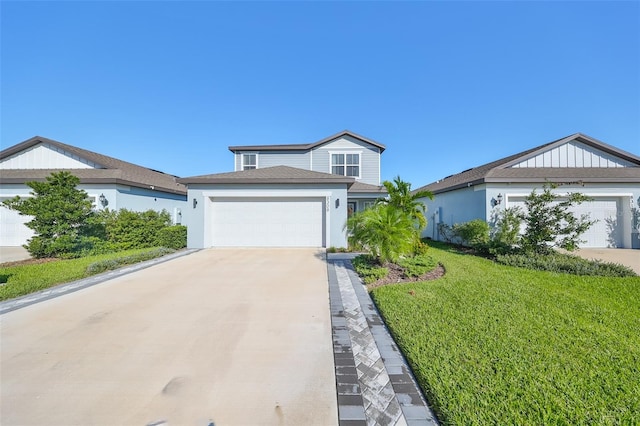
[330,151,361,179]
[242,153,258,171]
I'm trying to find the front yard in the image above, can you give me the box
[0,247,175,301]
[371,242,640,425]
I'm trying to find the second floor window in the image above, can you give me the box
[331,153,360,178]
[242,153,257,170]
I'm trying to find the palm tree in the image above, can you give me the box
[378,176,434,231]
[345,203,416,263]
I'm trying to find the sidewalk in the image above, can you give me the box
[327,254,439,426]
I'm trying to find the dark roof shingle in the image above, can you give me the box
[414,133,640,194]
[228,130,386,153]
[0,136,187,195]
[178,165,355,186]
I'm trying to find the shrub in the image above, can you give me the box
[397,254,437,277]
[156,225,187,249]
[489,207,523,255]
[2,171,97,258]
[520,183,596,254]
[346,204,416,263]
[496,252,636,277]
[352,254,389,284]
[99,208,172,250]
[85,247,175,275]
[452,219,490,251]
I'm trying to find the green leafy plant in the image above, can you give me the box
[520,183,596,254]
[378,175,434,230]
[452,219,490,251]
[98,208,173,250]
[2,171,97,258]
[489,207,523,255]
[496,252,636,277]
[346,204,417,263]
[86,247,175,274]
[397,254,437,277]
[352,254,389,284]
[156,225,187,249]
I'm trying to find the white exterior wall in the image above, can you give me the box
[420,186,487,241]
[185,183,349,249]
[489,182,640,249]
[0,183,188,245]
[421,182,640,248]
[511,142,634,168]
[0,143,98,169]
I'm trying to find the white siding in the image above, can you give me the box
[510,141,634,168]
[0,143,99,169]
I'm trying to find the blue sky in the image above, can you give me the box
[2,1,639,187]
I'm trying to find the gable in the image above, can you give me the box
[0,143,101,170]
[509,141,635,169]
[312,134,381,153]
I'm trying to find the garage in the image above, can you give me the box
[0,203,33,247]
[211,197,325,247]
[508,196,622,248]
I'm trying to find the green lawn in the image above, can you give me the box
[0,248,173,301]
[371,242,640,425]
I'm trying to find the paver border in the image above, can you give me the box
[327,254,439,426]
[0,249,200,315]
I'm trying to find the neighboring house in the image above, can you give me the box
[179,130,387,248]
[416,133,640,249]
[0,136,188,246]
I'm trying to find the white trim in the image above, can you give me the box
[310,149,313,170]
[329,150,362,179]
[377,147,381,185]
[241,152,258,170]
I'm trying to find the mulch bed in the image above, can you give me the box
[366,263,446,291]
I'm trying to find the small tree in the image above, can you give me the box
[2,171,96,258]
[519,183,596,254]
[345,204,416,263]
[378,176,434,230]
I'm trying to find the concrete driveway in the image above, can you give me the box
[571,248,640,275]
[0,246,30,263]
[0,248,337,425]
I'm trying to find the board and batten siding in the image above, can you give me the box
[311,136,380,185]
[0,143,99,169]
[510,141,635,168]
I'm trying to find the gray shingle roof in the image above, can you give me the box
[0,136,187,195]
[414,133,640,194]
[178,165,356,186]
[348,181,388,194]
[228,130,386,153]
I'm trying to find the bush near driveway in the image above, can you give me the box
[371,242,640,425]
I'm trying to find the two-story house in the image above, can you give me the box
[179,130,387,248]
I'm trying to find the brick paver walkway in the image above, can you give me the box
[327,255,439,426]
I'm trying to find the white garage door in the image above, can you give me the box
[508,196,621,248]
[211,197,325,247]
[0,204,34,246]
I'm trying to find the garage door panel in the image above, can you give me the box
[0,205,34,247]
[211,197,325,247]
[507,196,621,248]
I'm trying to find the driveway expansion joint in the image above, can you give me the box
[327,255,439,426]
